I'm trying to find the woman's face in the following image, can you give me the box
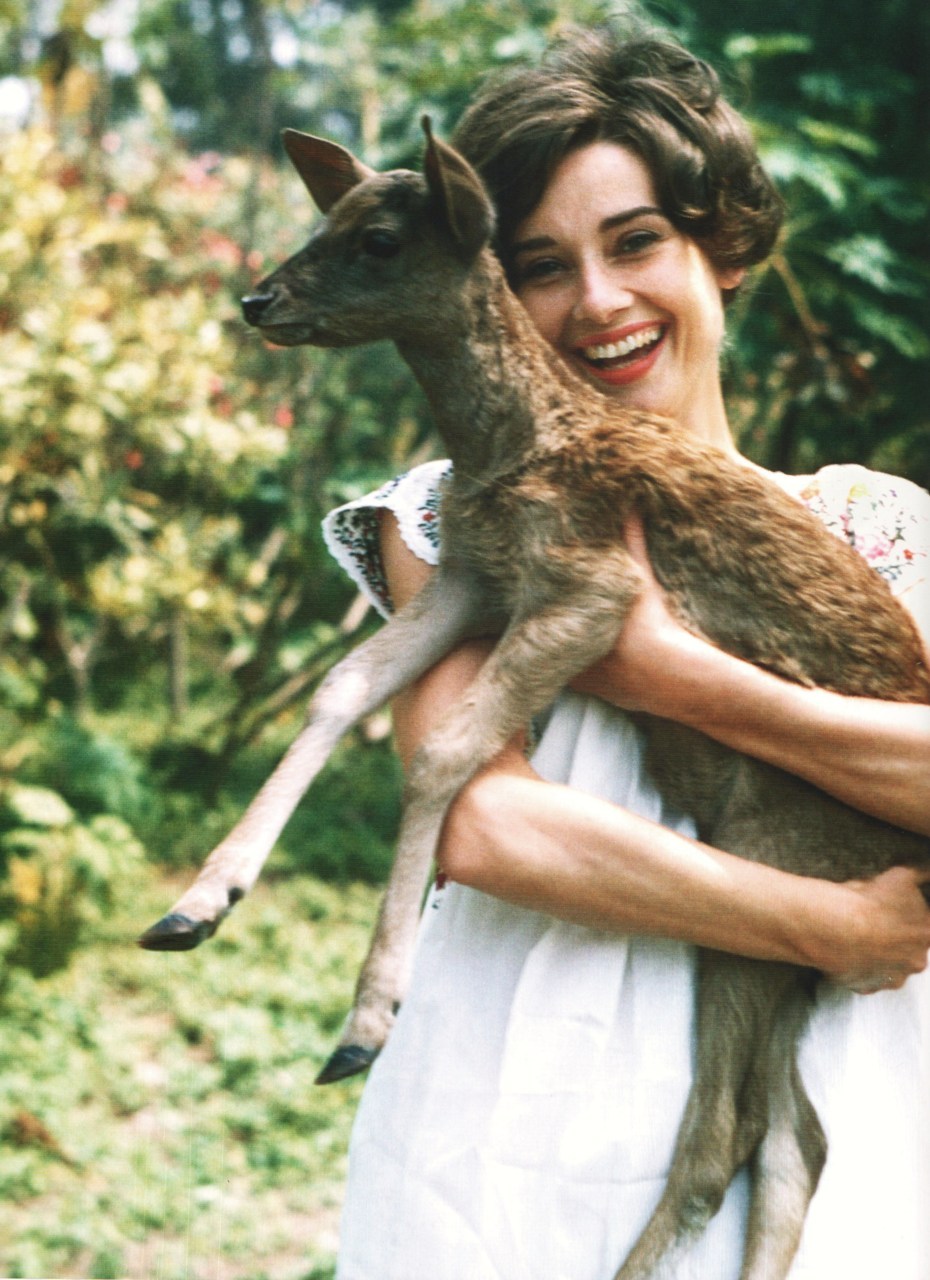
[509,141,744,446]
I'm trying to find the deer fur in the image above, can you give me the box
[139,121,930,1280]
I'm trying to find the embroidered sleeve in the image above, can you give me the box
[798,463,930,644]
[321,458,452,617]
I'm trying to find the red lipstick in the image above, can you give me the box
[573,322,667,387]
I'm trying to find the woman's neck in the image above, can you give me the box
[676,381,740,458]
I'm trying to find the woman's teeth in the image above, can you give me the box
[582,325,663,364]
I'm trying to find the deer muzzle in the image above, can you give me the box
[241,292,278,326]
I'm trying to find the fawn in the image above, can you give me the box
[140,121,930,1280]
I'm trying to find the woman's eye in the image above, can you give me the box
[616,229,661,256]
[361,229,402,258]
[513,257,565,285]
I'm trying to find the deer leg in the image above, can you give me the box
[316,575,640,1084]
[139,570,485,951]
[739,984,824,1280]
[614,954,797,1280]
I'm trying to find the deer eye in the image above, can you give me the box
[361,229,402,259]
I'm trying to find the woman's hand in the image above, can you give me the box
[827,866,930,994]
[570,514,701,714]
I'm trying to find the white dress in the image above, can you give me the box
[322,460,930,1280]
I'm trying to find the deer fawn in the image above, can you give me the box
[139,121,930,1279]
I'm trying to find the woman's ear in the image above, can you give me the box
[716,264,747,293]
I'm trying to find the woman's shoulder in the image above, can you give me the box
[322,459,452,616]
[793,462,928,518]
[778,462,929,592]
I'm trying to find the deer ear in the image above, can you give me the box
[282,129,377,213]
[421,116,495,258]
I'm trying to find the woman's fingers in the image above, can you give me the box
[831,865,930,993]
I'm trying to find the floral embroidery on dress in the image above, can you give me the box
[321,460,451,617]
[796,464,929,594]
[417,480,444,555]
[327,504,393,613]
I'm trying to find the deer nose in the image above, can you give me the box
[241,292,277,326]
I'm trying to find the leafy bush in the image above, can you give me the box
[272,736,403,884]
[0,871,373,1279]
[0,781,147,977]
[18,713,151,825]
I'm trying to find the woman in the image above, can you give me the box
[323,25,930,1280]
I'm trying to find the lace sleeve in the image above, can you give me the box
[321,459,452,617]
[798,463,930,645]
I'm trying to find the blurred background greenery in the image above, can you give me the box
[0,0,927,1276]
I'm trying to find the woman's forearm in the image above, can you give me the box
[640,632,930,838]
[437,758,930,985]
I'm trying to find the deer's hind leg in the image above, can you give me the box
[739,982,825,1280]
[318,568,642,1083]
[614,954,797,1280]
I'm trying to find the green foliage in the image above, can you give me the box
[645,13,921,482]
[0,104,422,870]
[0,122,285,714]
[0,870,374,1278]
[0,778,146,976]
[279,0,618,162]
[18,713,151,824]
[0,105,412,1003]
[274,735,403,884]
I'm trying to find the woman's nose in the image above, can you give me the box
[572,262,634,325]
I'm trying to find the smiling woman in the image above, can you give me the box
[323,21,930,1280]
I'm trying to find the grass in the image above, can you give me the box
[0,868,380,1280]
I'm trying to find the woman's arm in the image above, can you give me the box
[573,517,930,837]
[381,511,930,992]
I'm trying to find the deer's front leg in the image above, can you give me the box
[317,560,642,1083]
[138,569,484,952]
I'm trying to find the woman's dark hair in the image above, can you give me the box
[452,24,784,284]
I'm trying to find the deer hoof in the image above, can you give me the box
[137,913,218,951]
[315,1044,379,1085]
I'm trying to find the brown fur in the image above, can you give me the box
[140,124,929,1280]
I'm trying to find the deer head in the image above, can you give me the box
[241,118,496,349]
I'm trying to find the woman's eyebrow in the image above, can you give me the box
[600,205,665,232]
[510,205,665,258]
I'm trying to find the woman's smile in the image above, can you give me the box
[573,320,668,385]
